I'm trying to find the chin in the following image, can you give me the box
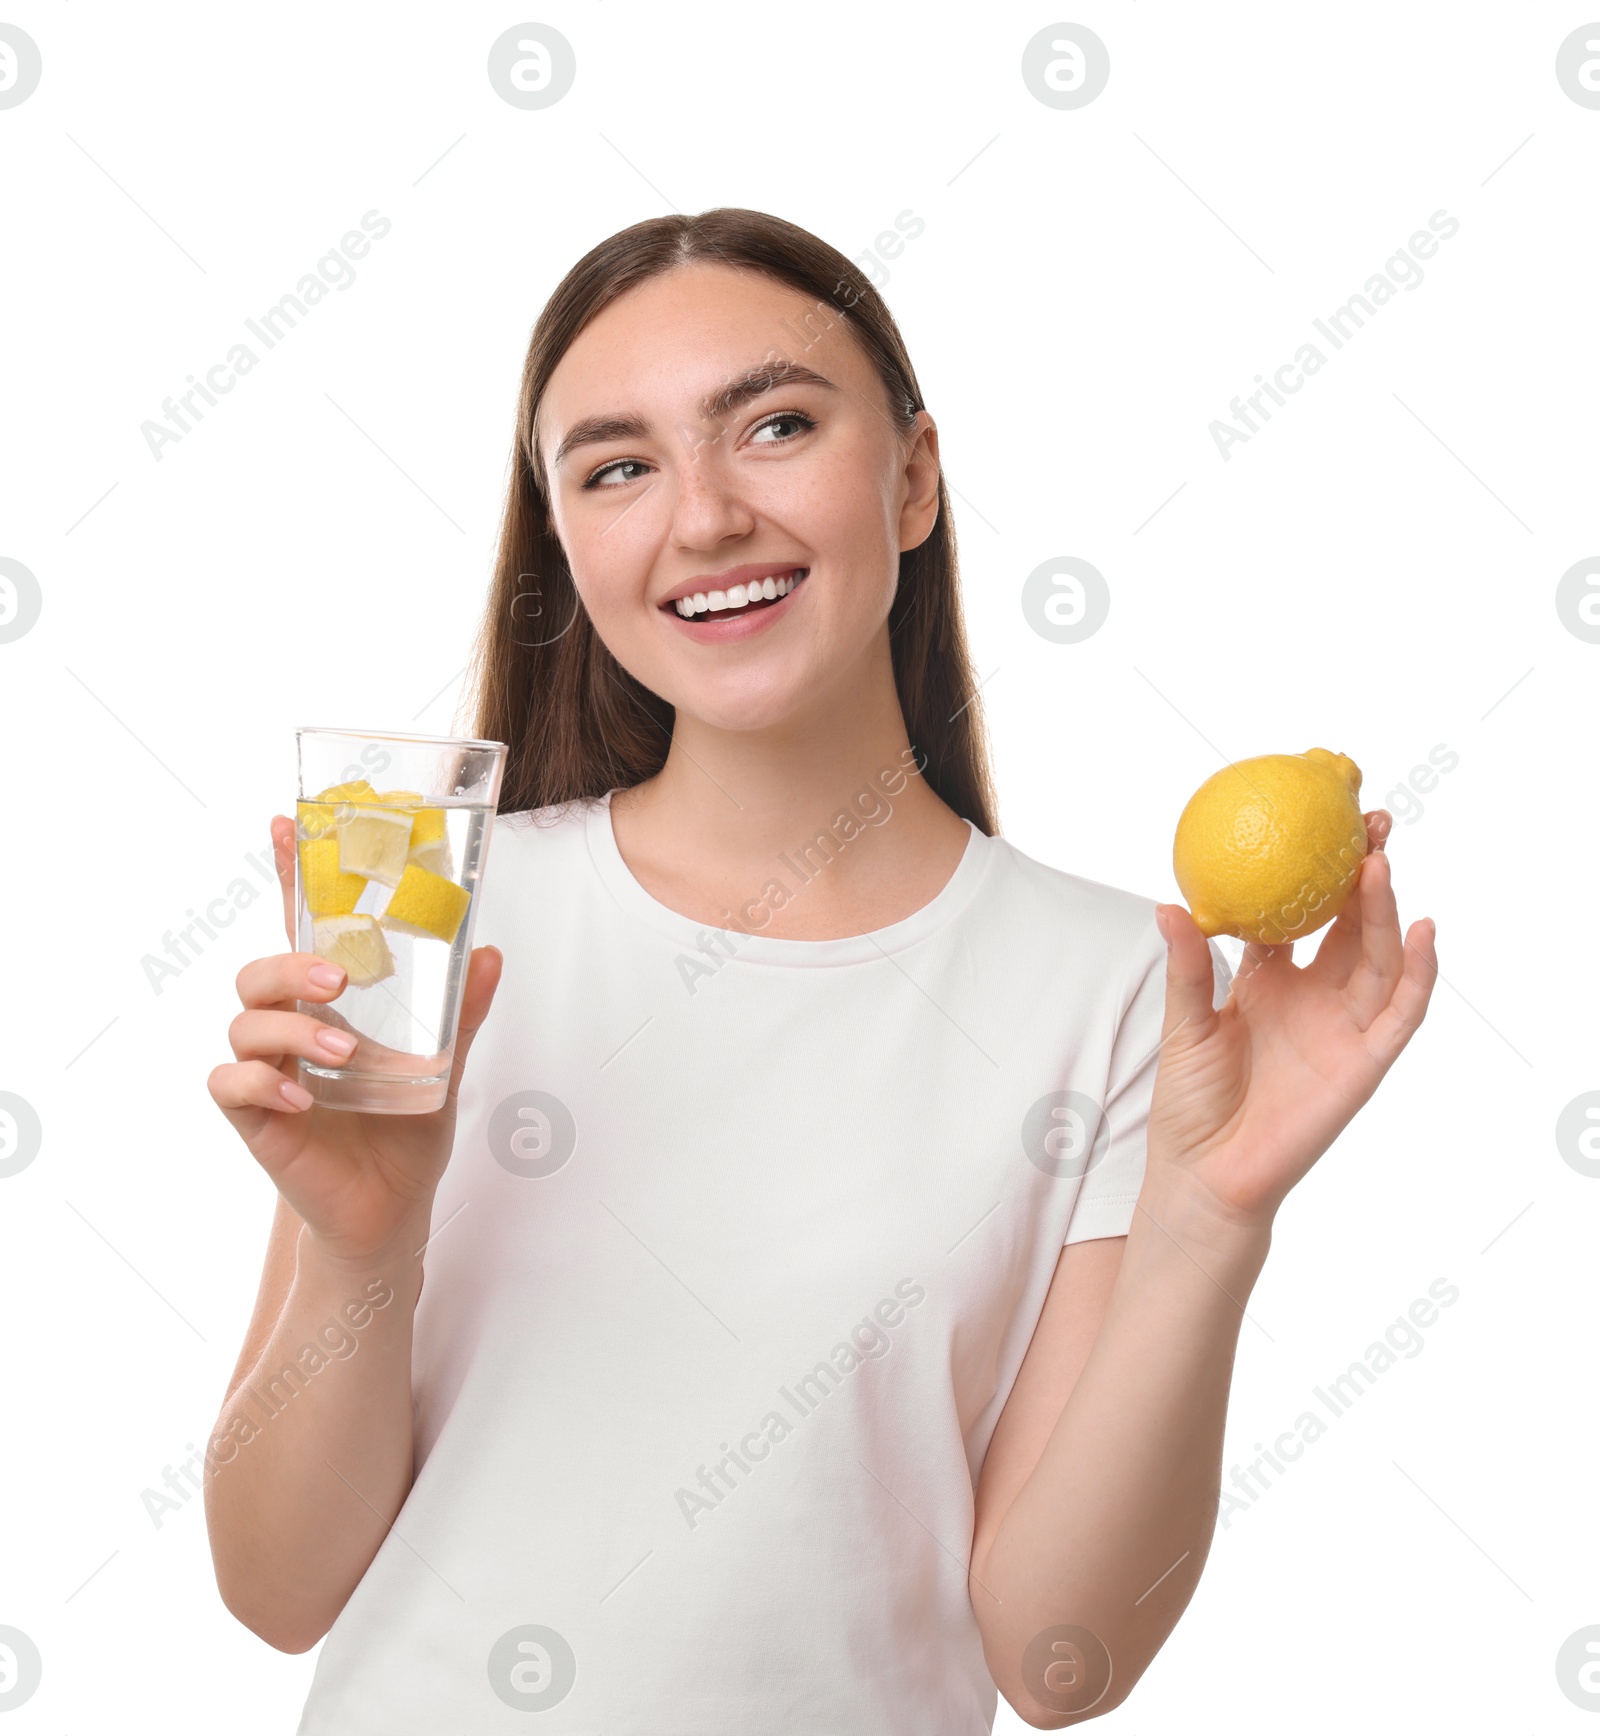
[664,662,819,734]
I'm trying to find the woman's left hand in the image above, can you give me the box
[1146,809,1438,1228]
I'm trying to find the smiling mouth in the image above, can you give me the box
[667,569,808,619]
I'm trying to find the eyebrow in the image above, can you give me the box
[549,359,838,471]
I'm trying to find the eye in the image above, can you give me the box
[581,456,653,491]
[748,410,816,445]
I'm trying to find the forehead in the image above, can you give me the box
[539,262,866,428]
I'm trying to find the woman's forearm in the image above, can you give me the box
[203,1215,429,1652]
[973,1166,1273,1726]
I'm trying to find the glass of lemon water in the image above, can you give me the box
[295,728,506,1114]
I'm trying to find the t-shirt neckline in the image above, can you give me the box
[584,788,994,967]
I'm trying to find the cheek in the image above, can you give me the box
[564,504,661,629]
[771,453,901,591]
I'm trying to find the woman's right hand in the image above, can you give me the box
[207,815,503,1269]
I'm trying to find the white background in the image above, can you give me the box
[1,1,1594,1728]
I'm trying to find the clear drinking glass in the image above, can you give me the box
[294,727,506,1114]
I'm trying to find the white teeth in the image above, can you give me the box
[674,572,804,619]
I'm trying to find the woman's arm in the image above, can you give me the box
[203,1195,431,1653]
[971,1181,1268,1725]
[973,818,1436,1724]
[203,817,503,1652]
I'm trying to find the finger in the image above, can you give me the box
[1305,813,1385,986]
[1305,862,1367,988]
[208,1057,316,1119]
[272,815,297,947]
[443,946,504,1109]
[236,951,347,1011]
[1155,906,1222,1047]
[1346,847,1404,1021]
[228,1007,360,1069]
[1364,917,1439,1067]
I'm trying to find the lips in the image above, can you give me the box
[666,568,808,620]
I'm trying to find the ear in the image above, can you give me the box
[897,412,942,553]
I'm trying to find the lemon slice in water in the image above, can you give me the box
[299,835,365,916]
[380,863,471,944]
[310,914,396,988]
[337,805,414,887]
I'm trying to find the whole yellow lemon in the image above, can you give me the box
[1173,748,1367,944]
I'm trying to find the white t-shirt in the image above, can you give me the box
[297,789,1231,1733]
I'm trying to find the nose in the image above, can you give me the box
[666,430,757,550]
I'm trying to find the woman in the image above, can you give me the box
[205,208,1436,1731]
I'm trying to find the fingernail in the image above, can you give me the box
[280,1079,315,1110]
[316,1028,357,1057]
[308,964,345,989]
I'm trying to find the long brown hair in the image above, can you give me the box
[465,207,998,834]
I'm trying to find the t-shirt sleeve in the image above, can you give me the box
[1062,918,1235,1245]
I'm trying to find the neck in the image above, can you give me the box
[608,629,972,938]
[659,635,926,838]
